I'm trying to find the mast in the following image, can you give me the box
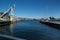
[10,4,15,23]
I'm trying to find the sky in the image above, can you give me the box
[0,0,60,18]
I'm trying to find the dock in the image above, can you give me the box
[40,21,60,29]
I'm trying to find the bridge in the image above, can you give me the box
[0,4,15,22]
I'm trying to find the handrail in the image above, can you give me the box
[0,34,26,40]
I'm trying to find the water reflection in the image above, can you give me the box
[0,23,14,35]
[10,23,14,35]
[0,23,26,40]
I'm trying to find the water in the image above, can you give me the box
[0,20,60,40]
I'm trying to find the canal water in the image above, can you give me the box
[0,20,60,40]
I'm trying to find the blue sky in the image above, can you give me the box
[0,0,60,18]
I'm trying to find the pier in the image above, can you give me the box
[40,21,60,29]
